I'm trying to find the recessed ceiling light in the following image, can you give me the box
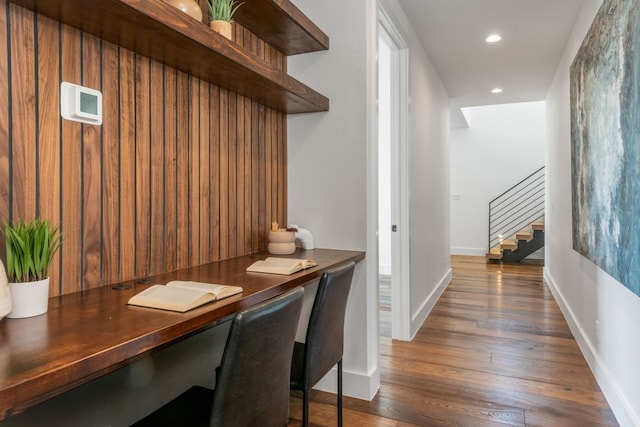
[486,34,502,43]
[491,88,503,94]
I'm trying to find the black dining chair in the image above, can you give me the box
[290,261,355,427]
[131,287,304,427]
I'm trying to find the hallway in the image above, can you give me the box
[288,256,618,426]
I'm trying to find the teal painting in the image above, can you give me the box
[570,0,640,297]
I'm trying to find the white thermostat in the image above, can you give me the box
[61,82,102,125]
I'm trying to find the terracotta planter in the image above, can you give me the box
[7,277,50,319]
[210,20,233,40]
[268,231,296,255]
[164,0,203,21]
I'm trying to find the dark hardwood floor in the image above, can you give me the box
[287,255,618,426]
[379,275,392,339]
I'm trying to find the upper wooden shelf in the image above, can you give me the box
[234,0,329,55]
[9,0,329,114]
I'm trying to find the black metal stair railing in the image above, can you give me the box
[488,166,545,250]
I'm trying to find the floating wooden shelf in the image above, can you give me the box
[10,0,329,114]
[234,0,329,55]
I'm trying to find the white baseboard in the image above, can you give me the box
[314,364,380,401]
[544,268,639,427]
[450,247,486,256]
[410,268,452,340]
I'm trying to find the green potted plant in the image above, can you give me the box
[206,0,243,40]
[4,219,61,318]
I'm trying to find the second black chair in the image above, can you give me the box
[132,287,304,427]
[290,261,356,427]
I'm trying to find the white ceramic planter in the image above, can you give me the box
[7,277,50,319]
[268,231,296,255]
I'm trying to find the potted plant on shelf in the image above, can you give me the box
[4,219,61,318]
[206,0,243,40]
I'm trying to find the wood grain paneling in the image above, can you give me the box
[227,93,238,257]
[0,3,288,296]
[10,3,37,222]
[175,70,189,271]
[81,33,102,289]
[163,66,177,274]
[59,24,83,294]
[101,40,120,286]
[198,78,210,264]
[134,54,151,279]
[0,1,9,264]
[149,60,165,277]
[209,84,220,264]
[236,95,245,256]
[119,47,136,282]
[219,88,229,260]
[36,14,61,292]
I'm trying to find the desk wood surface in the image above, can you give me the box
[0,248,365,421]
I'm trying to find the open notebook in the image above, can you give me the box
[127,281,242,313]
[246,257,317,275]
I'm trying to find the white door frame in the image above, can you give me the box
[378,8,411,341]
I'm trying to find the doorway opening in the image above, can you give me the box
[378,32,393,337]
[378,12,410,341]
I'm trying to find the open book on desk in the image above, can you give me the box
[246,257,317,275]
[127,281,243,313]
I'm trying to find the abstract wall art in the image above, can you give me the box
[570,0,640,297]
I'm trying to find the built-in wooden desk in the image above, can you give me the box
[0,248,364,421]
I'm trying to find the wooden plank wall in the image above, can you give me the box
[0,1,288,296]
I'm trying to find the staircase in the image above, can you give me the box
[486,167,545,263]
[487,221,544,262]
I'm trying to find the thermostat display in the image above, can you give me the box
[61,82,102,125]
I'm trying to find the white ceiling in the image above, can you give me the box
[397,0,586,110]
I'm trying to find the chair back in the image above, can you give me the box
[211,287,304,427]
[303,262,355,387]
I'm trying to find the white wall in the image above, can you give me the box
[450,102,546,255]
[390,1,453,336]
[545,0,640,425]
[288,0,379,400]
[288,0,452,398]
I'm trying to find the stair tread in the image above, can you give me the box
[515,231,533,241]
[501,239,518,250]
[531,222,545,231]
[486,247,502,259]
